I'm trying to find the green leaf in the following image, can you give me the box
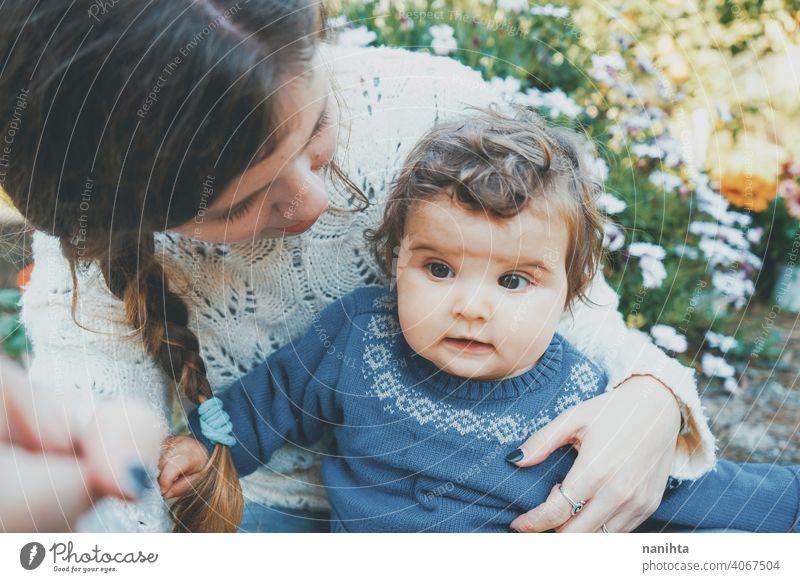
[0,288,21,309]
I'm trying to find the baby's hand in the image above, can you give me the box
[158,435,211,499]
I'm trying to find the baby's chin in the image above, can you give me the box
[426,354,534,382]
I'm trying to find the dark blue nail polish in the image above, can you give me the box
[505,448,524,463]
[128,465,152,498]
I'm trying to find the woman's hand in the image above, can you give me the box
[1,357,164,532]
[158,435,211,499]
[508,376,682,533]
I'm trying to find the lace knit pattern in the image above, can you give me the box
[20,43,716,532]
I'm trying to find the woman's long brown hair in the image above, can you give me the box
[0,0,364,532]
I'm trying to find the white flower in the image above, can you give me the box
[326,15,348,30]
[698,238,743,268]
[597,193,626,215]
[498,0,529,12]
[520,87,582,119]
[530,4,571,18]
[649,171,684,192]
[541,88,582,118]
[628,242,666,260]
[723,377,741,395]
[689,222,748,249]
[337,26,376,48]
[587,156,609,184]
[489,76,522,102]
[715,101,732,124]
[654,134,684,168]
[746,227,763,244]
[673,243,699,259]
[711,271,754,308]
[635,55,657,75]
[639,255,667,288]
[631,143,665,159]
[430,24,457,56]
[603,223,625,251]
[701,353,735,378]
[590,53,626,85]
[650,324,688,353]
[705,331,738,353]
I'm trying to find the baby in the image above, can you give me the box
[159,107,800,533]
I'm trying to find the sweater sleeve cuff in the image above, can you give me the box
[609,352,718,481]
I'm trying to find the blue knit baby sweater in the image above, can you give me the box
[188,286,800,532]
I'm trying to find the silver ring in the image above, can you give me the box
[602,523,610,533]
[558,485,586,516]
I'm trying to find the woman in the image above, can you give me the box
[0,0,714,533]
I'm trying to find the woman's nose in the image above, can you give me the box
[274,164,329,223]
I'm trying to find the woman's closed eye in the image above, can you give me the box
[212,109,333,225]
[498,273,533,290]
[219,193,260,223]
[312,109,332,142]
[426,262,454,279]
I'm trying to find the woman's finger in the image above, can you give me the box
[557,489,630,533]
[510,476,597,533]
[507,406,583,468]
[598,511,640,534]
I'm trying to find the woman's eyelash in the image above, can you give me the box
[220,195,258,223]
[212,111,331,225]
[309,110,332,142]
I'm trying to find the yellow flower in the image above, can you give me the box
[627,313,646,329]
[718,173,777,212]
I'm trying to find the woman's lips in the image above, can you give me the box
[442,337,494,354]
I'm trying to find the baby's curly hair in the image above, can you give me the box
[366,105,605,309]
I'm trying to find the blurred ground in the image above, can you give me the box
[703,304,799,465]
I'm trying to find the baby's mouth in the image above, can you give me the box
[442,337,494,353]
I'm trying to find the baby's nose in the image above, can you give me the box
[451,288,493,321]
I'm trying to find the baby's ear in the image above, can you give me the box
[79,399,165,501]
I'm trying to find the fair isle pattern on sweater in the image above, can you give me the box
[361,294,601,445]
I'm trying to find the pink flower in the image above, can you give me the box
[781,161,800,179]
[778,179,800,219]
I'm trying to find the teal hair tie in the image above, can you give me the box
[198,397,236,447]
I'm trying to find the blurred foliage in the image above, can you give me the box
[330,0,800,383]
[0,288,27,358]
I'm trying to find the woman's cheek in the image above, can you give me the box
[312,128,337,170]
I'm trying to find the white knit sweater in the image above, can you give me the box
[20,44,716,532]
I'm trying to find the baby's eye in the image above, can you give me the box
[498,273,531,290]
[427,262,454,279]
